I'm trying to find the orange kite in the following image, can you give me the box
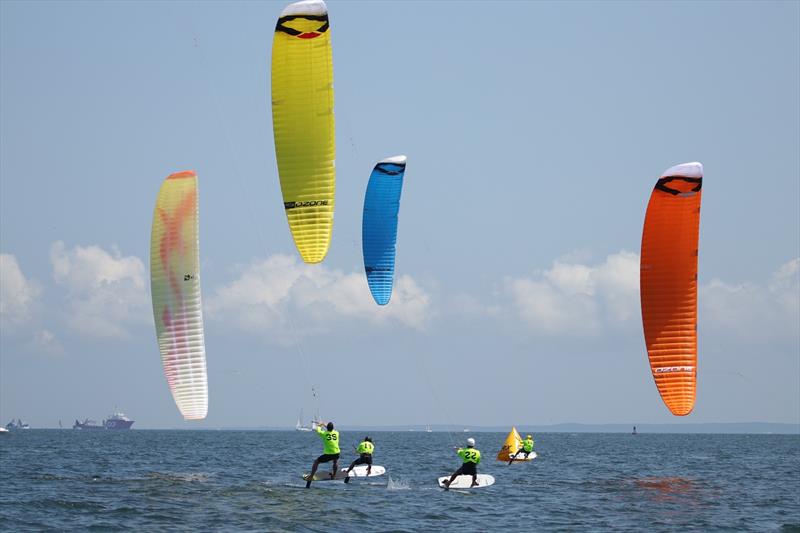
[640,162,703,416]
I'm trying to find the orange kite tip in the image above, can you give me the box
[662,162,703,179]
[670,406,695,417]
[167,170,197,180]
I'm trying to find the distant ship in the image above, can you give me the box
[73,411,134,430]
[425,425,433,433]
[104,411,135,429]
[73,419,103,430]
[5,419,30,430]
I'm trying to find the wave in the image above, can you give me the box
[145,472,210,483]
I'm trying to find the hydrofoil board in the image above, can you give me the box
[303,465,386,481]
[438,474,495,489]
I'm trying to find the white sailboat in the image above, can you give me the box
[295,409,312,432]
[310,410,322,431]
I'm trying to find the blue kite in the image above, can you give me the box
[362,155,407,305]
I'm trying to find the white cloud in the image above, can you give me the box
[700,258,799,341]
[770,258,800,317]
[502,250,640,336]
[205,254,432,343]
[545,262,594,295]
[50,241,149,339]
[0,253,41,329]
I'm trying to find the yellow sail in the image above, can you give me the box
[496,426,523,461]
[271,0,335,264]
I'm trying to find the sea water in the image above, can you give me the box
[0,431,798,531]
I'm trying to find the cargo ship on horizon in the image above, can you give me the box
[73,411,134,430]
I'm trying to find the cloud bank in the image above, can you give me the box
[498,251,799,344]
[50,241,149,339]
[10,242,793,352]
[205,254,432,343]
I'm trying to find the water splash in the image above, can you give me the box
[386,476,410,491]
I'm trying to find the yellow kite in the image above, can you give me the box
[271,0,335,263]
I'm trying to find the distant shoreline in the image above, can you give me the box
[27,422,800,434]
[256,422,800,434]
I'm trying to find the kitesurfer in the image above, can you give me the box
[509,434,534,464]
[305,421,340,488]
[443,438,481,490]
[343,436,374,484]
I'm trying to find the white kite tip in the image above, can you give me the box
[280,0,327,18]
[379,155,407,165]
[662,162,703,179]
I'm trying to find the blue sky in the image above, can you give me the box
[1,1,798,428]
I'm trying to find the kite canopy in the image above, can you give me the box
[271,0,335,264]
[150,171,208,420]
[362,155,407,305]
[640,162,703,416]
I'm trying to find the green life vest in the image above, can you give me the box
[457,447,481,464]
[357,441,374,455]
[317,427,340,454]
[522,438,534,452]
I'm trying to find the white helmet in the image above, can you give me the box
[466,438,475,447]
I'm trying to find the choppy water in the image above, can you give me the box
[1,430,798,531]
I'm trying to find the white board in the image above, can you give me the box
[438,474,495,489]
[303,465,386,482]
[343,465,385,479]
[508,451,537,462]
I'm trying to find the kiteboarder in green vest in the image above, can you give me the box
[443,437,481,490]
[343,436,374,484]
[305,421,340,488]
[510,434,534,464]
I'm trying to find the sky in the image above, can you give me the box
[1,1,798,429]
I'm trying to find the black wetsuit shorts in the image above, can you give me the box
[316,453,340,463]
[353,453,373,465]
[455,462,477,476]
